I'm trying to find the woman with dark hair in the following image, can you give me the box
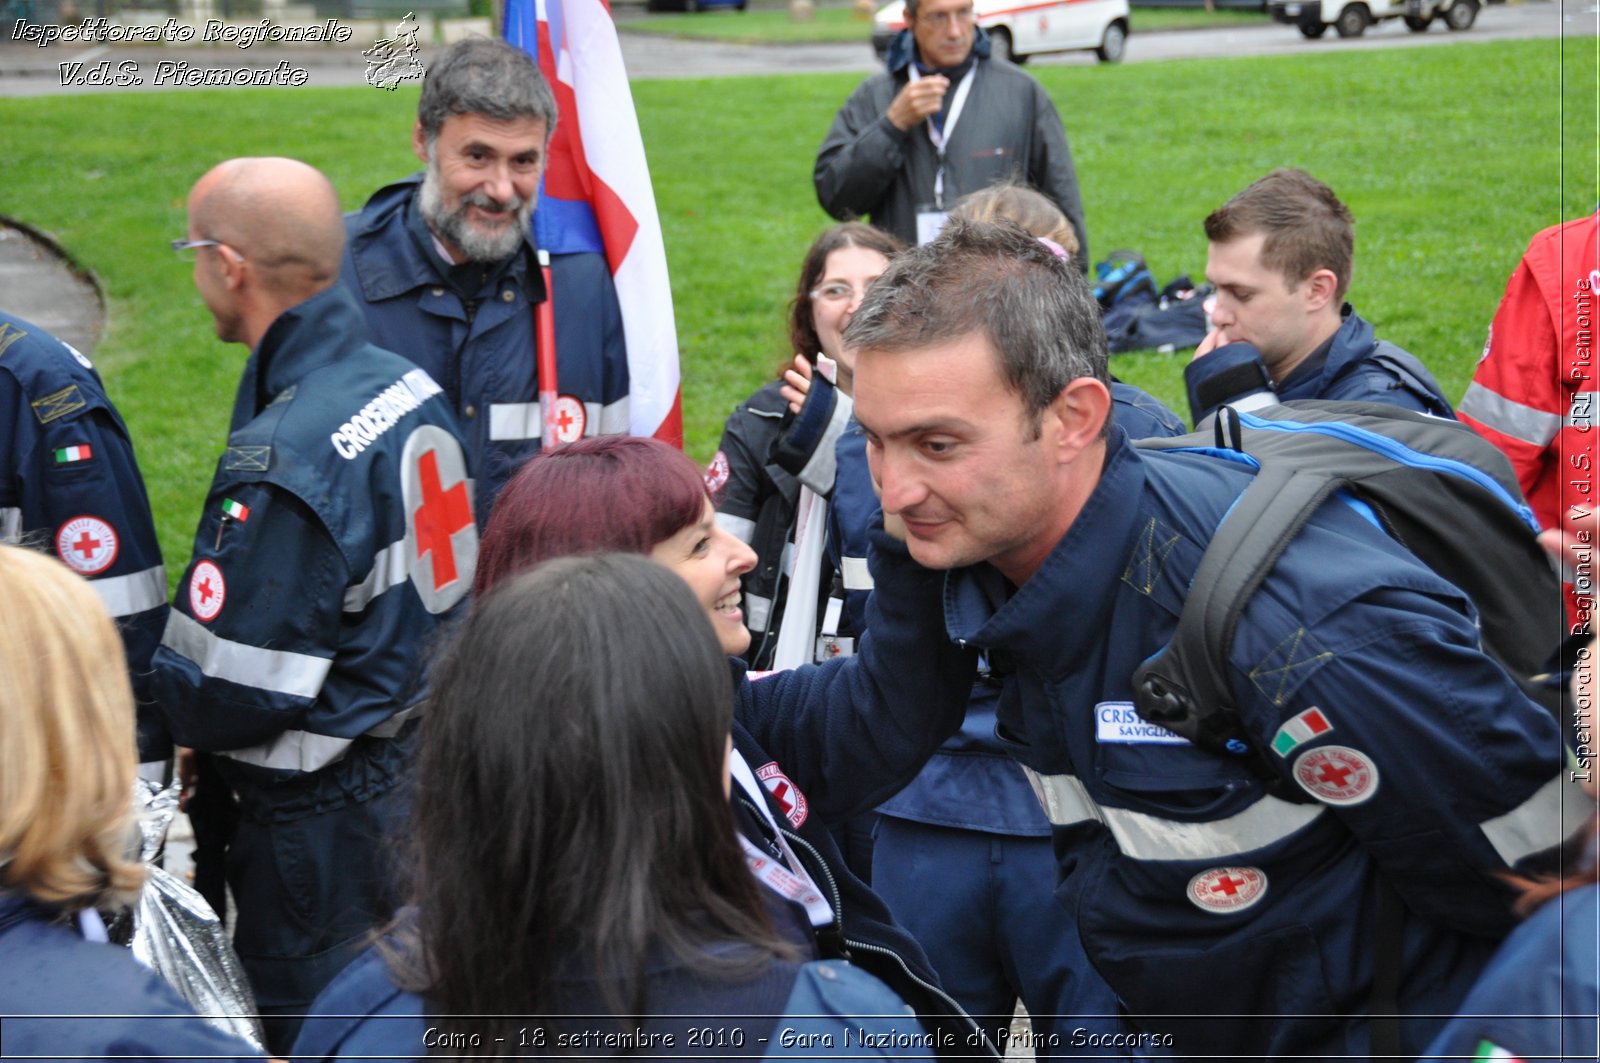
[710,222,905,671]
[295,554,926,1058]
[383,434,988,1058]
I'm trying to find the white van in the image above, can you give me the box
[1266,0,1479,37]
[872,0,1131,65]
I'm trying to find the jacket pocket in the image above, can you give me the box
[1095,923,1345,1058]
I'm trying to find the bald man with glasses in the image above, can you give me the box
[814,0,1088,262]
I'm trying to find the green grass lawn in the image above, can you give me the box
[618,2,1264,44]
[0,36,1592,582]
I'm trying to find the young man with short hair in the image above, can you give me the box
[1186,168,1453,423]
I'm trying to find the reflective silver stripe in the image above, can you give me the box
[796,392,854,495]
[344,538,409,613]
[0,506,20,542]
[1480,772,1591,866]
[90,563,167,618]
[160,611,332,700]
[487,397,631,442]
[1459,382,1563,446]
[1569,391,1599,430]
[1229,390,1280,414]
[1023,767,1325,862]
[488,402,537,441]
[219,703,422,773]
[745,592,773,634]
[595,396,631,435]
[714,511,757,545]
[841,555,873,591]
[367,701,421,739]
[221,730,353,773]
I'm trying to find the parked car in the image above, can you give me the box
[1267,0,1479,37]
[872,0,1131,64]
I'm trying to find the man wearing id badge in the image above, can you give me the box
[814,0,1087,259]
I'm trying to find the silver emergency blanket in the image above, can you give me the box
[128,778,266,1052]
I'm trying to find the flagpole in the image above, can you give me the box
[536,249,561,450]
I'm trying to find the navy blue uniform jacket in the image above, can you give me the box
[946,429,1578,1059]
[0,312,170,761]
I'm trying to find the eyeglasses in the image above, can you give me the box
[171,238,229,261]
[915,7,976,27]
[810,282,871,303]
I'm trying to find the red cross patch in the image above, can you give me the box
[1187,866,1267,914]
[550,395,586,445]
[1293,745,1379,806]
[55,515,118,576]
[756,761,809,828]
[189,560,226,622]
[402,425,477,615]
[704,450,731,496]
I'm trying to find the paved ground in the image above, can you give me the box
[0,221,103,352]
[0,0,1582,96]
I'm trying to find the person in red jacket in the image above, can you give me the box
[1459,213,1599,630]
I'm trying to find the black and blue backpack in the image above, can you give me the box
[1131,400,1567,798]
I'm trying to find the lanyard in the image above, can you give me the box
[909,63,976,209]
[729,751,835,928]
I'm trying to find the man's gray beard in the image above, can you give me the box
[418,160,531,264]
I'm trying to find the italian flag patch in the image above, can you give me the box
[1473,1040,1527,1062]
[221,498,250,522]
[53,444,92,464]
[1272,707,1333,757]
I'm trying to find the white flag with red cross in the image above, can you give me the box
[503,0,683,448]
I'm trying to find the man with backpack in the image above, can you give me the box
[848,218,1581,1060]
[1185,168,1454,424]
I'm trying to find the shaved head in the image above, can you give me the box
[187,157,344,299]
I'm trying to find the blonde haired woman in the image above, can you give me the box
[0,544,260,1059]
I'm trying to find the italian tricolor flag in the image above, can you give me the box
[1272,707,1332,757]
[221,498,250,522]
[1473,1040,1527,1062]
[53,444,92,463]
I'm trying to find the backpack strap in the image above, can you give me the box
[1133,416,1340,800]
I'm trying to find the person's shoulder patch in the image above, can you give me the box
[32,385,85,424]
[224,446,272,472]
[704,450,731,496]
[56,515,118,575]
[756,761,809,828]
[189,560,226,622]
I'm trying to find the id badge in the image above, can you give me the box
[916,209,950,246]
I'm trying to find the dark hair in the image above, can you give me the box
[473,436,709,601]
[1204,168,1355,300]
[397,554,785,1051]
[785,222,904,372]
[417,36,558,144]
[845,217,1108,435]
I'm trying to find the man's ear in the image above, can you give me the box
[1046,378,1111,460]
[412,120,430,165]
[1303,267,1339,313]
[219,245,248,292]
